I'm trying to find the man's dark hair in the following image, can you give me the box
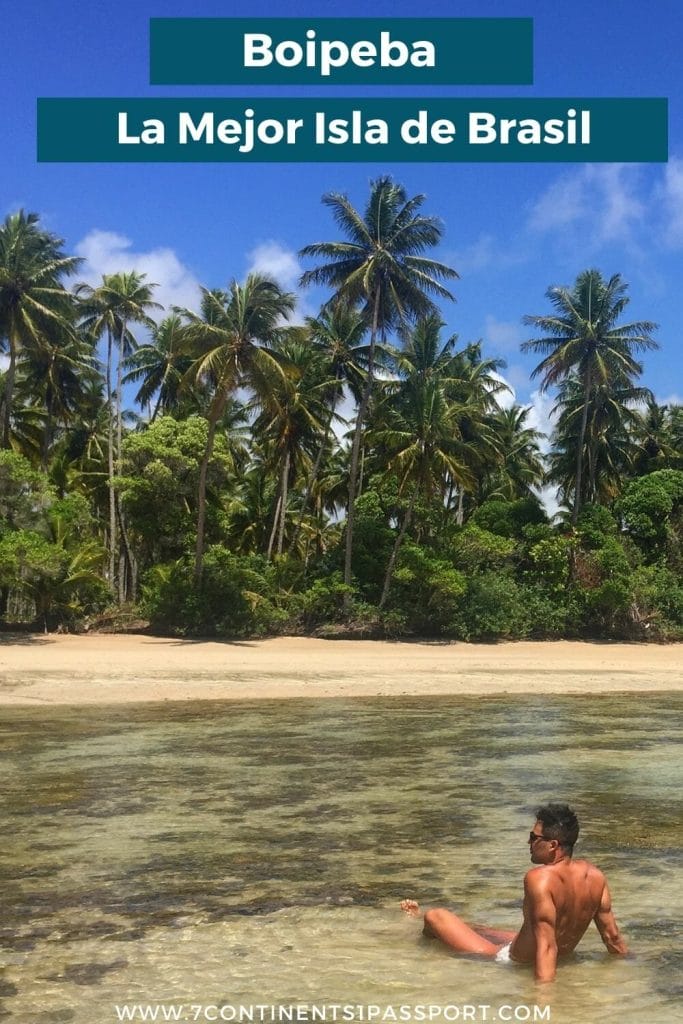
[536,803,579,853]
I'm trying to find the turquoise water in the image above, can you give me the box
[0,694,681,1024]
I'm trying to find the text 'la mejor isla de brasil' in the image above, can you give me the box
[117,109,590,153]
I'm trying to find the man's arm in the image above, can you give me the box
[593,881,628,956]
[524,872,558,983]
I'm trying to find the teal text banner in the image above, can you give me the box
[37,99,668,163]
[149,18,533,85]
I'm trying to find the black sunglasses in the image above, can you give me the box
[529,831,552,844]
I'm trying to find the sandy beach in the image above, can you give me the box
[0,633,680,705]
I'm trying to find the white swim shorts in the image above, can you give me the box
[495,942,513,963]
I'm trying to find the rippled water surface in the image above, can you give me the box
[1,694,681,1024]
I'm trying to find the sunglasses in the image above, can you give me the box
[529,831,552,844]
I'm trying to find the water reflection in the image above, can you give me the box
[0,694,681,1023]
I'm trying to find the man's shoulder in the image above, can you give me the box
[523,866,551,889]
[572,858,606,880]
[524,860,606,887]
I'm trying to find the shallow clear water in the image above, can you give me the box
[0,694,681,1024]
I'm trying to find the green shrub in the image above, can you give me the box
[619,470,683,556]
[450,523,517,572]
[140,546,282,636]
[348,489,395,601]
[575,504,619,549]
[388,542,467,635]
[523,586,581,638]
[297,572,355,628]
[631,563,683,638]
[471,498,547,538]
[451,571,530,641]
[526,535,573,593]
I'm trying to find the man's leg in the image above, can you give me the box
[422,908,504,955]
[471,925,518,944]
[400,900,507,956]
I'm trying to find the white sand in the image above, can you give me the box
[0,634,680,705]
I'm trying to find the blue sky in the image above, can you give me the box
[3,0,682,453]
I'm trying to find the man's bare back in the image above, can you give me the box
[401,804,628,982]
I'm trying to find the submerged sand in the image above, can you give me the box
[0,634,680,705]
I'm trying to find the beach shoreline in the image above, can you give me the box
[0,634,680,705]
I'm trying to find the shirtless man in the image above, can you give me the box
[400,803,628,982]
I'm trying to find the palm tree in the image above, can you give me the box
[77,271,160,599]
[668,406,683,468]
[225,456,277,555]
[289,302,368,553]
[20,320,98,469]
[631,398,682,476]
[249,330,330,557]
[0,369,45,461]
[95,271,161,461]
[179,274,295,579]
[548,375,650,507]
[123,313,194,420]
[368,314,473,608]
[443,340,509,522]
[483,405,545,501]
[0,210,82,448]
[299,176,458,597]
[522,269,658,523]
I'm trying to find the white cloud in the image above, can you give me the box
[525,388,557,452]
[74,230,202,320]
[488,373,557,446]
[447,232,528,278]
[527,170,587,233]
[483,314,524,354]
[245,240,314,322]
[246,240,300,292]
[528,164,645,248]
[537,483,563,520]
[589,165,645,244]
[449,233,498,274]
[0,354,9,370]
[657,392,683,407]
[659,157,683,247]
[489,370,516,409]
[502,363,532,396]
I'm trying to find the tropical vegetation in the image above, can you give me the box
[1,186,681,641]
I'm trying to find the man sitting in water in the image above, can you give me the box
[401,803,628,982]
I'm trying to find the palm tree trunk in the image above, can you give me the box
[151,391,162,422]
[114,317,134,603]
[117,322,126,468]
[289,386,339,555]
[344,288,381,598]
[1,338,17,449]
[572,367,592,524]
[118,551,126,605]
[358,445,366,497]
[445,475,455,525]
[266,495,282,560]
[116,501,137,602]
[42,388,55,471]
[379,482,420,610]
[106,330,117,595]
[456,487,465,526]
[276,449,290,556]
[194,405,222,582]
[588,442,596,505]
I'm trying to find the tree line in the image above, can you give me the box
[1,179,682,639]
